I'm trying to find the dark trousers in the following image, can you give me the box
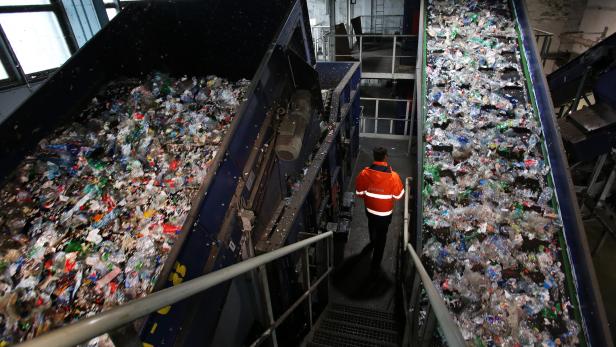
[366,210,392,269]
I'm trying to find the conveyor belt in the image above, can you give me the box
[415,0,612,346]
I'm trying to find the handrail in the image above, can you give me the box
[359,14,404,18]
[331,34,417,38]
[405,244,466,347]
[324,32,417,79]
[361,96,410,102]
[17,231,334,347]
[403,177,411,247]
[533,28,554,36]
[359,97,412,138]
[402,176,465,346]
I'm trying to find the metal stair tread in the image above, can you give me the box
[307,342,331,347]
[329,303,396,322]
[318,318,399,344]
[312,329,398,347]
[325,310,399,332]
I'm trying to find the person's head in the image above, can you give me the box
[373,147,388,162]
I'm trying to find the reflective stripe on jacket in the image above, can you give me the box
[355,161,405,216]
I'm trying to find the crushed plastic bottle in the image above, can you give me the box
[423,1,580,346]
[0,73,249,344]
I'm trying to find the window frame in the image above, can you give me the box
[0,22,22,88]
[0,0,77,90]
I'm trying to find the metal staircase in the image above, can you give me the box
[304,303,400,347]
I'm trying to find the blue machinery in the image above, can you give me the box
[549,22,616,264]
[548,31,616,163]
[0,0,612,346]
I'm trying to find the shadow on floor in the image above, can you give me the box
[331,245,394,301]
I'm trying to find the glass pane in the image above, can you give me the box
[0,63,8,80]
[103,0,115,3]
[0,12,71,74]
[106,8,117,20]
[62,0,102,46]
[0,0,50,4]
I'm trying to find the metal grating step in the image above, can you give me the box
[305,304,401,347]
[325,310,398,332]
[307,342,330,347]
[319,318,398,344]
[329,303,396,322]
[312,329,397,347]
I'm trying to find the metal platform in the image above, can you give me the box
[304,303,401,347]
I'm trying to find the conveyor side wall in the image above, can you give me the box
[512,1,612,345]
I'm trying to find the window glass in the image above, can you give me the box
[106,8,118,20]
[0,0,50,4]
[0,63,8,80]
[0,12,70,74]
[103,0,115,3]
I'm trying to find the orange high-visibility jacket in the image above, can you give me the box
[355,161,405,216]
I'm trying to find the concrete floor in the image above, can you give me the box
[330,137,413,313]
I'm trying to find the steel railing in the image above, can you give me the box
[359,97,412,139]
[325,33,417,79]
[357,15,403,34]
[533,28,554,66]
[17,231,334,347]
[400,177,465,347]
[311,25,331,60]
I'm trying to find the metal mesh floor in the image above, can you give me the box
[319,319,398,343]
[306,303,400,347]
[330,303,397,322]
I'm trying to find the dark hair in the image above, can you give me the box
[373,147,388,161]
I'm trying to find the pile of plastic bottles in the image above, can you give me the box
[423,1,581,345]
[0,73,249,344]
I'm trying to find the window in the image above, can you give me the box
[0,0,50,4]
[0,12,71,74]
[0,0,77,86]
[0,63,8,80]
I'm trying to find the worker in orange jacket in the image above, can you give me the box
[355,147,405,271]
